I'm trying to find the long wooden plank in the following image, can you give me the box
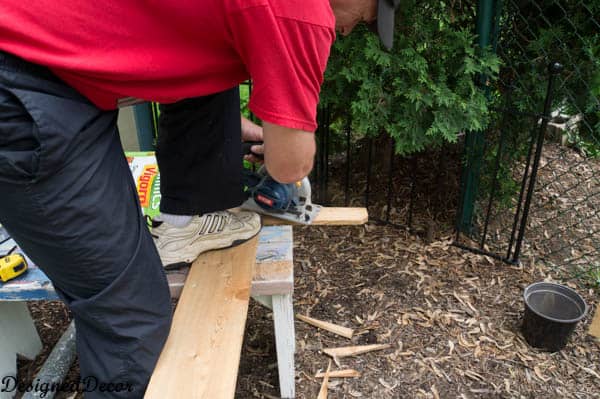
[145,237,258,399]
[262,207,368,226]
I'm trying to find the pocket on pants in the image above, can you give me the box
[7,86,111,183]
[0,87,41,182]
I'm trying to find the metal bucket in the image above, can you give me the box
[522,282,588,352]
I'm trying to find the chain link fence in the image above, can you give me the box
[455,0,600,285]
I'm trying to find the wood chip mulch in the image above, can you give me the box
[17,142,600,399]
[235,224,599,398]
[18,224,600,399]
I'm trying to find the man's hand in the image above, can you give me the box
[241,115,264,163]
[262,121,315,184]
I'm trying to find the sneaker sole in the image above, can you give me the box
[163,221,262,271]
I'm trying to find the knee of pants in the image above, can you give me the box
[66,217,172,338]
[68,222,172,395]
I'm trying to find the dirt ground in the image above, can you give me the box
[17,222,599,399]
[15,141,600,398]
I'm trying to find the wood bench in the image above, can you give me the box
[0,207,368,399]
[0,224,297,399]
[145,208,367,398]
[158,224,297,398]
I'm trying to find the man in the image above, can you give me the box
[0,0,398,397]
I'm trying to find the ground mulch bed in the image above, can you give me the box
[237,224,599,398]
[19,222,599,398]
[15,141,600,398]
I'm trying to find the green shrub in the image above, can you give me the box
[321,0,500,155]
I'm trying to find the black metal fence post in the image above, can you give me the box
[385,137,395,223]
[408,155,417,230]
[480,86,514,250]
[511,62,563,263]
[323,105,330,205]
[365,137,373,208]
[344,117,351,206]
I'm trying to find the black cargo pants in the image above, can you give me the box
[0,51,173,398]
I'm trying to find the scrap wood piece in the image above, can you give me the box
[589,306,600,339]
[262,207,368,226]
[296,314,354,339]
[315,369,361,378]
[317,360,332,399]
[145,237,258,399]
[323,343,393,358]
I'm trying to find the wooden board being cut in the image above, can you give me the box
[145,237,258,399]
[262,207,368,226]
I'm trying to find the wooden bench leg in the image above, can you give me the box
[251,294,296,355]
[272,294,295,399]
[0,302,42,399]
[0,346,16,399]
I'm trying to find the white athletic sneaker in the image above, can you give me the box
[150,210,261,269]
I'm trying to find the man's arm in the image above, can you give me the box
[241,115,263,142]
[262,121,315,184]
[241,115,265,164]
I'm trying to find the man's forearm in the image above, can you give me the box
[262,121,315,184]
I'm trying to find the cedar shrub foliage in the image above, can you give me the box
[320,0,500,155]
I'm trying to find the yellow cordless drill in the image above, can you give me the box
[0,245,28,283]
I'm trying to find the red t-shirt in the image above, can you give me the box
[0,0,335,131]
